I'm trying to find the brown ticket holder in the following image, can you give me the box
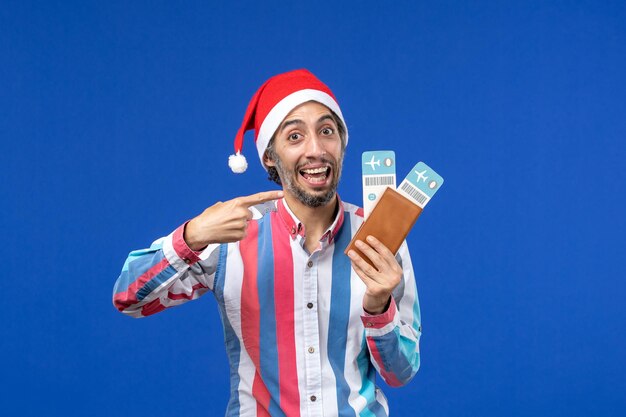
[345,187,422,268]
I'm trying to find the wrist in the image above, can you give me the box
[363,295,391,315]
[183,220,208,251]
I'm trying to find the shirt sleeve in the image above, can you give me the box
[360,241,422,387]
[112,222,222,318]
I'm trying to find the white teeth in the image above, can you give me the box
[301,167,328,174]
[308,175,326,184]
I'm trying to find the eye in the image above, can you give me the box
[321,127,334,136]
[288,133,302,141]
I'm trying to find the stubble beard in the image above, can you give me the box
[274,156,343,208]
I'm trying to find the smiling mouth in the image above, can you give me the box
[299,165,331,185]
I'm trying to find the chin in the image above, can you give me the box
[295,190,336,208]
[292,175,339,208]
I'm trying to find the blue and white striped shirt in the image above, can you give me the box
[113,197,421,416]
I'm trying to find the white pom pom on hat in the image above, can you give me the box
[229,69,348,173]
[228,152,248,173]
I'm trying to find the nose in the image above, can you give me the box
[304,133,326,158]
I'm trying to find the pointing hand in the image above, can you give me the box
[184,190,284,250]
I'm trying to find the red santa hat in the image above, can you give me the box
[228,69,348,173]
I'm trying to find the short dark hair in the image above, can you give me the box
[264,109,347,185]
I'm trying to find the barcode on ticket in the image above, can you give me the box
[399,181,429,207]
[364,175,395,186]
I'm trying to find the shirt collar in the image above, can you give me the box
[276,195,345,244]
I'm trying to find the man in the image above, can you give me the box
[113,69,421,416]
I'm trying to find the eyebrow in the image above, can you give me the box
[317,114,335,125]
[279,114,336,133]
[279,119,304,133]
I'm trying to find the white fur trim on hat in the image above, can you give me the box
[255,89,348,167]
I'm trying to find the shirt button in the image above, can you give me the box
[310,395,317,402]
[308,346,315,354]
[307,302,314,309]
[307,261,313,268]
[366,322,373,327]
[183,258,191,264]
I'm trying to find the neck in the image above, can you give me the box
[283,192,338,241]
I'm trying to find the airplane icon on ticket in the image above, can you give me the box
[415,169,428,183]
[365,155,381,171]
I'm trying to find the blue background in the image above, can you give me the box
[2,1,625,416]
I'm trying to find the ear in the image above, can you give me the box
[263,151,276,168]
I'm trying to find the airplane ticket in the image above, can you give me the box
[362,150,397,219]
[397,161,444,209]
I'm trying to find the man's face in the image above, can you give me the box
[265,101,344,208]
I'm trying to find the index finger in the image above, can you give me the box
[238,190,284,207]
